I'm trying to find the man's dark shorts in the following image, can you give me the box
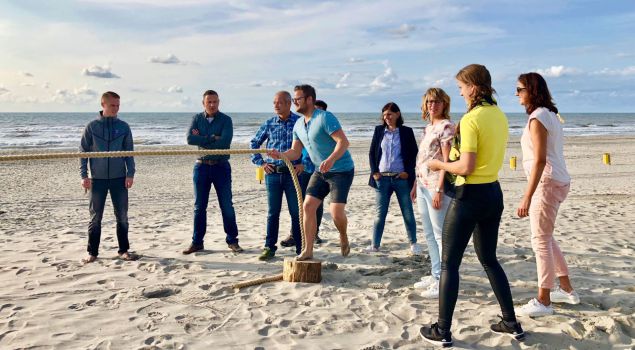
[306,169,354,204]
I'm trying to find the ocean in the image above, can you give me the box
[0,112,633,150]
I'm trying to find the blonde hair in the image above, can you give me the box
[455,64,496,112]
[421,88,451,121]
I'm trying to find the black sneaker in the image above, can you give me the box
[280,235,295,247]
[420,323,453,348]
[490,317,525,340]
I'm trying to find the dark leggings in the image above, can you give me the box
[437,181,517,331]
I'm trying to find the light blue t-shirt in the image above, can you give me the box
[293,109,354,172]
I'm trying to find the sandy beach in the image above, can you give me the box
[0,136,634,350]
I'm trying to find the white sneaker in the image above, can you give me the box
[410,243,423,255]
[414,275,436,289]
[550,287,580,305]
[516,298,554,317]
[363,245,379,254]
[421,280,439,298]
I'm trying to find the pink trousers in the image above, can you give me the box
[529,177,571,289]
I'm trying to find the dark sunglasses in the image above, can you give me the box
[516,87,526,93]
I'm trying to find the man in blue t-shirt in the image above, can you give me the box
[280,100,327,248]
[269,85,354,260]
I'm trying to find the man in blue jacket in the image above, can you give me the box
[184,90,243,255]
[80,91,136,263]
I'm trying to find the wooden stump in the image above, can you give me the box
[283,258,322,283]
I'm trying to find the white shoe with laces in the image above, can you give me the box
[414,275,437,289]
[410,243,423,255]
[363,245,379,254]
[550,286,580,304]
[516,298,554,317]
[421,279,439,298]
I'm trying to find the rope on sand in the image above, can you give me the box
[0,149,305,288]
[230,274,284,290]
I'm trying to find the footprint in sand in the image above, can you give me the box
[68,299,97,311]
[143,334,184,349]
[142,286,180,299]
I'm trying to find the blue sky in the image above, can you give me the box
[0,0,634,113]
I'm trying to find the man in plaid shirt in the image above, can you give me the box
[250,91,304,260]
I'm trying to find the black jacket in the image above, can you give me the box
[368,125,417,189]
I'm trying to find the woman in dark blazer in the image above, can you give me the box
[366,102,419,254]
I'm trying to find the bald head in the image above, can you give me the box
[273,91,292,119]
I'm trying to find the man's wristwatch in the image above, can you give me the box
[435,187,443,193]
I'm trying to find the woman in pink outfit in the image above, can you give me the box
[515,72,580,318]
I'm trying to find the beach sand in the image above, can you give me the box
[0,136,634,349]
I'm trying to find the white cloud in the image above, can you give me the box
[149,54,182,65]
[82,65,120,79]
[349,57,364,63]
[42,82,50,89]
[593,66,635,76]
[248,80,289,88]
[52,86,98,104]
[369,64,398,92]
[535,65,578,78]
[387,23,416,38]
[79,0,221,6]
[21,83,34,87]
[0,86,9,95]
[75,86,97,96]
[336,73,351,89]
[167,85,183,93]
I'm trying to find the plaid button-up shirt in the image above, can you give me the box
[250,112,301,167]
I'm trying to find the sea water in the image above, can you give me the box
[1,112,633,150]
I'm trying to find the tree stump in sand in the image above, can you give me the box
[283,258,322,283]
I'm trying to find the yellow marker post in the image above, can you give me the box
[510,156,517,170]
[256,167,265,184]
[603,153,611,165]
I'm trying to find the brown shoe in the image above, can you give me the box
[228,243,244,253]
[182,244,204,255]
[280,235,295,247]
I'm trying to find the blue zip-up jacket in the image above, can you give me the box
[186,111,233,161]
[79,112,135,179]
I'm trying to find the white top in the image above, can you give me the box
[521,107,570,183]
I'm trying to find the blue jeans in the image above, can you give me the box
[192,161,239,246]
[87,177,129,257]
[417,185,451,279]
[372,176,417,248]
[299,172,323,234]
[265,172,301,254]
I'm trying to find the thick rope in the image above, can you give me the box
[0,149,307,288]
[231,274,283,290]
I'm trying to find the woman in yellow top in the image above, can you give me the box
[419,64,524,347]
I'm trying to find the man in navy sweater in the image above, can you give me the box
[183,90,243,255]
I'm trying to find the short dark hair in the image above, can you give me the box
[293,84,316,102]
[315,100,328,110]
[381,102,404,127]
[517,72,558,115]
[203,90,218,98]
[101,91,120,101]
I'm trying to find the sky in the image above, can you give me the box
[0,0,634,113]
